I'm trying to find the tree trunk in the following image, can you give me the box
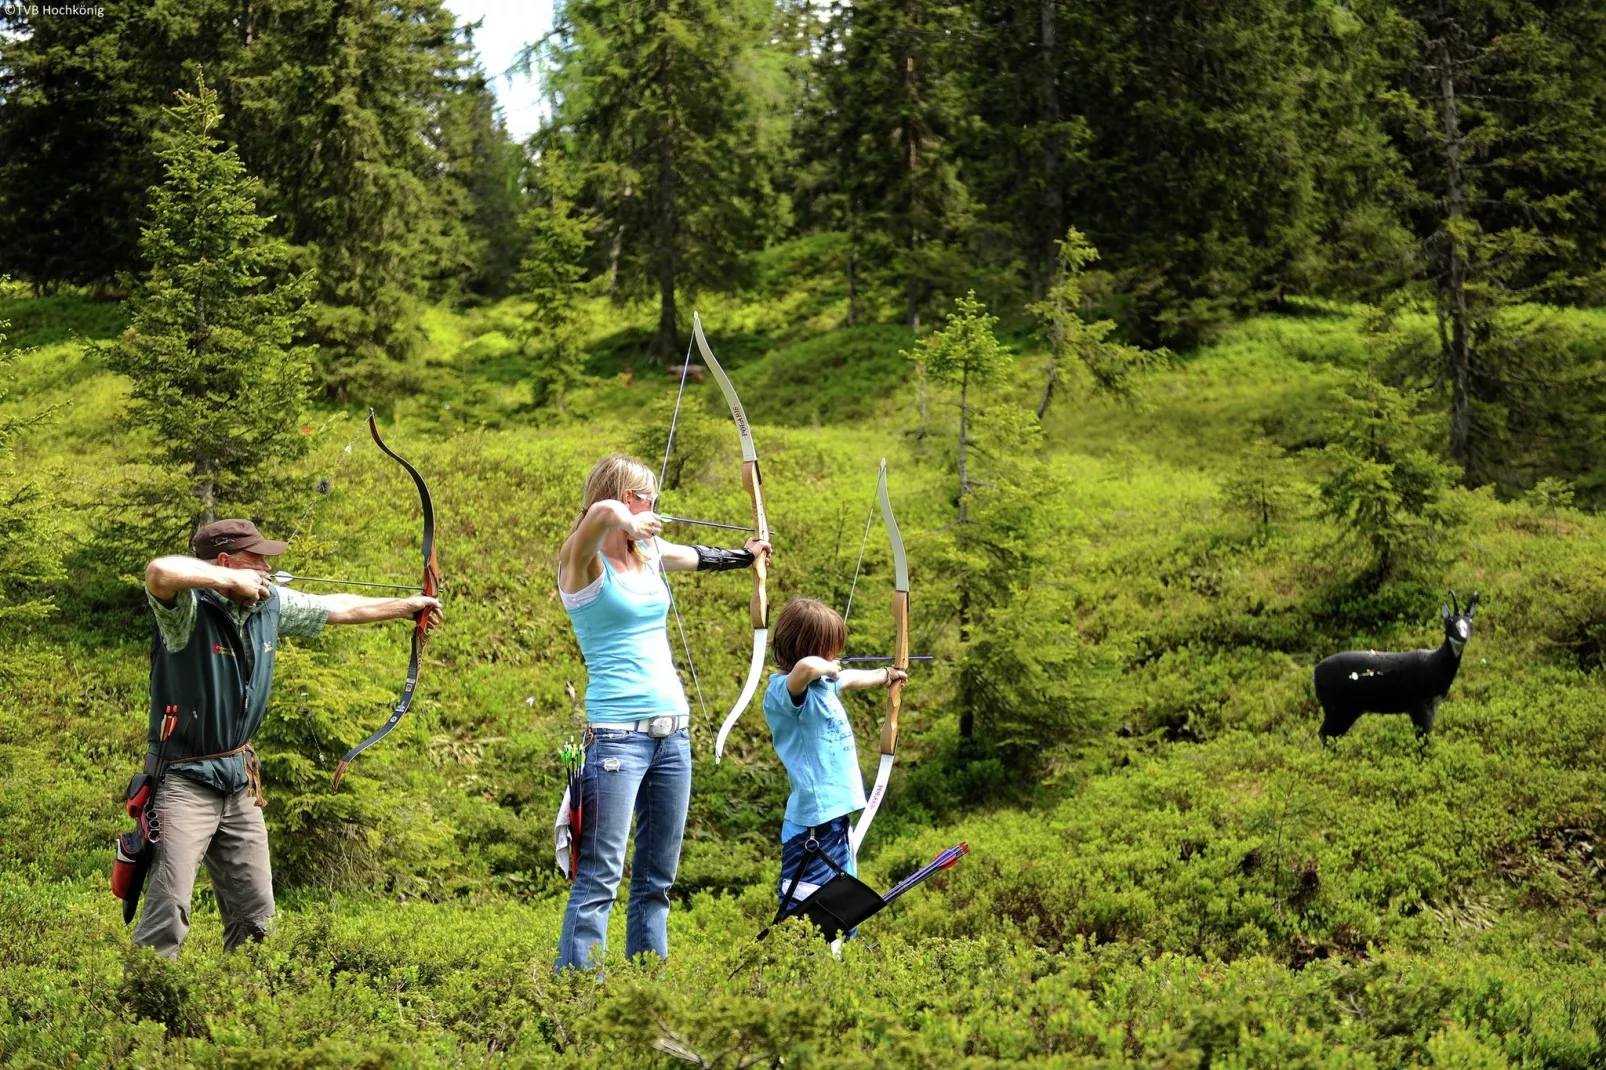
[607,224,625,295]
[846,204,859,328]
[1036,357,1058,420]
[906,250,921,333]
[656,223,677,361]
[196,460,217,529]
[957,365,970,521]
[902,8,921,333]
[914,362,928,442]
[1437,37,1472,470]
[654,31,678,361]
[609,180,632,295]
[958,585,973,739]
[655,136,678,359]
[956,363,972,739]
[1037,0,1063,296]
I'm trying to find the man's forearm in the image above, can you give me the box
[323,594,417,624]
[145,556,235,601]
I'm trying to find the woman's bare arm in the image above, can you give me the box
[657,540,699,572]
[660,535,773,574]
[558,500,659,593]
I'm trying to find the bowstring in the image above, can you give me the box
[659,333,696,487]
[283,428,359,552]
[840,485,879,628]
[657,333,711,724]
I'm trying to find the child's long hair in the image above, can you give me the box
[772,598,847,672]
[575,454,657,562]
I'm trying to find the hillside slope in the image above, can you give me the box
[2,293,1604,1066]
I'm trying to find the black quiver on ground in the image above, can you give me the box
[760,837,886,943]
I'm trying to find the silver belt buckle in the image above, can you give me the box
[645,715,675,738]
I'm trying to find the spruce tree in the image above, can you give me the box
[0,4,190,290]
[960,0,1088,297]
[1319,373,1462,582]
[1027,228,1155,419]
[905,291,1021,739]
[802,0,974,331]
[225,0,483,394]
[456,91,531,301]
[518,151,594,411]
[105,70,314,532]
[1375,0,1606,485]
[1221,439,1303,536]
[961,0,1398,342]
[907,291,1012,523]
[544,0,785,357]
[0,0,522,336]
[786,0,878,326]
[909,292,1106,759]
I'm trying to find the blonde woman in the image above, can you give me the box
[554,454,770,970]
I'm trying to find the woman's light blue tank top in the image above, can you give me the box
[561,542,688,722]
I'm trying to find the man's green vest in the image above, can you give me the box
[148,588,282,794]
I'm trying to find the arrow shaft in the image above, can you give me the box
[274,573,424,593]
[660,515,761,534]
[841,655,933,663]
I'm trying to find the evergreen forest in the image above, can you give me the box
[4,0,1606,1064]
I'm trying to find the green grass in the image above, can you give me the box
[3,288,1606,1066]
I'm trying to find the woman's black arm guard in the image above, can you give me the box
[694,545,756,572]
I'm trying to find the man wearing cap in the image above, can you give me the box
[133,519,442,959]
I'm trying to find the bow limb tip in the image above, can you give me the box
[713,705,741,764]
[712,620,768,765]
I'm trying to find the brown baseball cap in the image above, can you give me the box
[191,519,288,559]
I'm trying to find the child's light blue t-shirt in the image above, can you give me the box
[763,671,867,829]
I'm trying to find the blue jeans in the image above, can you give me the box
[555,727,691,971]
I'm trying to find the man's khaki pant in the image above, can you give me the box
[131,773,274,959]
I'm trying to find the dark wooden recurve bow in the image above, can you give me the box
[331,410,441,790]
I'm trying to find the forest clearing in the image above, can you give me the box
[4,0,1606,1064]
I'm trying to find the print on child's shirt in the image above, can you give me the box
[819,691,855,745]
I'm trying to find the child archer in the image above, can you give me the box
[763,597,907,922]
